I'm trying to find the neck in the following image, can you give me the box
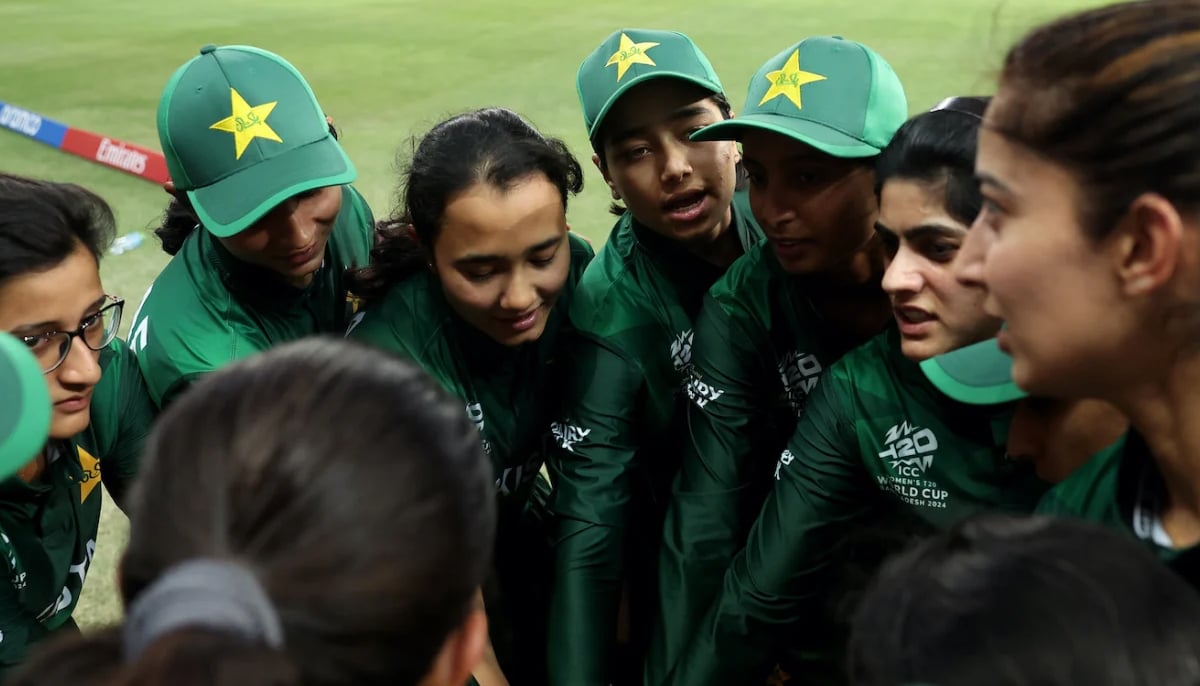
[685,205,740,268]
[286,272,316,289]
[806,233,890,295]
[1121,353,1200,546]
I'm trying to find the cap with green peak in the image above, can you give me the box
[0,333,51,478]
[157,44,357,238]
[920,337,1026,406]
[577,29,724,141]
[693,36,907,158]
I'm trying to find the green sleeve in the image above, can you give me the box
[345,303,408,357]
[97,341,156,509]
[665,377,872,686]
[0,585,48,680]
[546,336,646,686]
[648,296,769,684]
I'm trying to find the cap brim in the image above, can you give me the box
[0,334,51,478]
[692,113,882,158]
[190,136,357,238]
[920,337,1026,405]
[589,72,722,140]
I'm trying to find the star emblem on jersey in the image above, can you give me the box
[606,33,660,81]
[209,88,283,159]
[77,446,101,503]
[758,49,827,109]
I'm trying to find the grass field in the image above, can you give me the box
[1,0,1103,632]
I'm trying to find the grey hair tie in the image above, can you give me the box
[123,558,284,661]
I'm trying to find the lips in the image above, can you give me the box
[54,394,91,413]
[662,190,709,224]
[893,305,937,337]
[281,243,319,267]
[497,308,541,334]
[768,236,814,263]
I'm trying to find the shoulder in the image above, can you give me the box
[570,216,666,334]
[347,271,449,357]
[1036,436,1127,518]
[705,241,777,318]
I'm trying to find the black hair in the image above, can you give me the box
[11,337,495,686]
[592,92,742,217]
[873,97,990,226]
[347,107,583,302]
[0,172,115,284]
[848,513,1200,686]
[153,122,341,256]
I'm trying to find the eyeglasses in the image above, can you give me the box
[16,296,125,373]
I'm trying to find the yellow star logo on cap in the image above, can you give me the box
[758,50,827,110]
[209,88,283,160]
[606,33,660,81]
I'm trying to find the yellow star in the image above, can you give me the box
[77,446,101,503]
[209,88,283,160]
[605,33,660,81]
[758,50,827,110]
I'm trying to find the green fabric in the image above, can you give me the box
[0,339,155,678]
[693,36,907,159]
[545,194,762,686]
[577,29,724,140]
[664,328,1048,686]
[348,234,594,685]
[919,337,1025,406]
[648,240,858,686]
[1036,432,1200,584]
[0,335,49,476]
[130,185,374,408]
[157,44,355,237]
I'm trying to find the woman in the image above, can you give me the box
[11,339,495,686]
[960,0,1200,586]
[662,99,1056,686]
[129,44,374,408]
[347,106,592,685]
[545,29,763,685]
[849,514,1200,686]
[0,172,156,676]
[649,36,906,684]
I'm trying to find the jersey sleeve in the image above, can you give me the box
[96,341,157,509]
[345,304,412,359]
[648,295,770,684]
[545,334,647,686]
[665,377,873,686]
[0,583,48,678]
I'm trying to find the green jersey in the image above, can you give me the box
[348,233,593,686]
[1037,432,1200,586]
[666,328,1048,686]
[545,193,762,686]
[649,240,869,685]
[0,340,155,678]
[129,185,374,407]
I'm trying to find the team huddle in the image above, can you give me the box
[4,1,1200,684]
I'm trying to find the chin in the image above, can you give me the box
[899,337,940,363]
[50,412,91,442]
[489,318,548,347]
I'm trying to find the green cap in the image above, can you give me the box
[692,36,907,158]
[920,337,1026,406]
[0,333,50,478]
[157,44,357,238]
[577,29,724,141]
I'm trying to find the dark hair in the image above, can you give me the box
[874,97,989,226]
[348,107,583,302]
[12,337,495,686]
[0,172,115,284]
[990,0,1200,239]
[848,514,1200,686]
[153,122,342,256]
[593,92,740,216]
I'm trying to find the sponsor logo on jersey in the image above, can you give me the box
[95,137,147,174]
[550,421,591,453]
[875,421,949,509]
[685,371,725,409]
[465,401,494,457]
[774,448,797,481]
[670,329,693,371]
[777,349,822,415]
[36,539,95,624]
